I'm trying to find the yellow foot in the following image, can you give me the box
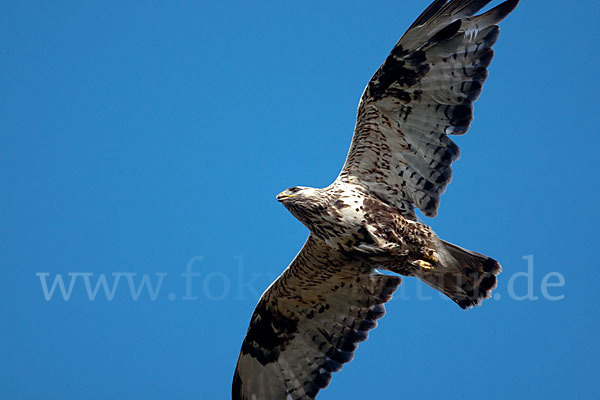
[416,260,435,271]
[424,249,439,264]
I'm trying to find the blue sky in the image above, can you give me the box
[1,0,599,399]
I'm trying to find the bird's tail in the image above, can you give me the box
[417,240,501,309]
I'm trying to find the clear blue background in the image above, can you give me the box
[2,1,598,399]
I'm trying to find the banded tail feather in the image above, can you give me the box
[420,239,501,309]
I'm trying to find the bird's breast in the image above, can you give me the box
[303,195,369,251]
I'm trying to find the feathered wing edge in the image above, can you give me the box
[339,0,519,218]
[407,0,518,35]
[232,236,401,400]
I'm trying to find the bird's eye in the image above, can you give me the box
[289,187,300,193]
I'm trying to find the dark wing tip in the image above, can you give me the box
[232,367,244,400]
[499,0,520,16]
[408,0,449,30]
[482,0,520,24]
[429,19,463,44]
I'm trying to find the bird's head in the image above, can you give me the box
[276,186,310,203]
[276,186,327,227]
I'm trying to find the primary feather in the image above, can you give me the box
[340,0,519,218]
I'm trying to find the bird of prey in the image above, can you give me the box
[233,1,519,398]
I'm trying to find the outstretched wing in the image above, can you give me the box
[338,0,519,219]
[232,236,401,400]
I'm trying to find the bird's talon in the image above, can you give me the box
[416,260,434,271]
[424,250,439,263]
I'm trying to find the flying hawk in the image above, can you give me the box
[233,1,519,398]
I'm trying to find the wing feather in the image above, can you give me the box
[232,236,401,400]
[338,0,519,218]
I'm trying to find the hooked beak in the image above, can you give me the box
[276,192,295,202]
